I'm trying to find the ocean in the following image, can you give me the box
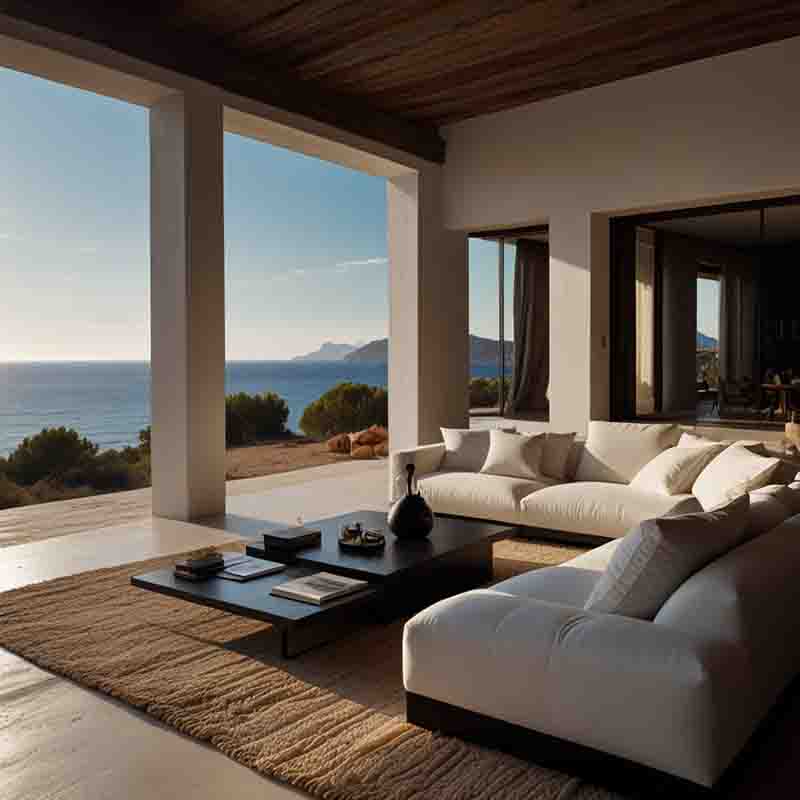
[0,361,499,456]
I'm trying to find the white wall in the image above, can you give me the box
[442,36,800,433]
[388,168,469,452]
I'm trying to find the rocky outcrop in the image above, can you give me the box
[326,425,388,459]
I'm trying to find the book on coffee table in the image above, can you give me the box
[174,551,248,581]
[263,526,321,551]
[217,557,285,582]
[270,572,369,605]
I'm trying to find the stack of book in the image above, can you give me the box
[174,550,246,581]
[262,526,322,559]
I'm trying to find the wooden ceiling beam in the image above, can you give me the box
[0,1,447,163]
[367,2,800,122]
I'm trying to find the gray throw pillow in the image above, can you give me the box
[584,494,750,620]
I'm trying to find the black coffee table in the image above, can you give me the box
[132,511,513,658]
[246,510,514,618]
[131,563,380,658]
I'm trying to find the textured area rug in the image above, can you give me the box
[0,539,621,800]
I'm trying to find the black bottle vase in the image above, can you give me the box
[388,464,435,540]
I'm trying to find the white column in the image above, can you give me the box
[387,167,469,451]
[548,210,611,434]
[149,91,226,520]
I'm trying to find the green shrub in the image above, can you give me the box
[300,383,388,439]
[27,479,93,505]
[137,426,151,455]
[469,377,511,408]
[0,475,31,509]
[6,427,98,486]
[226,392,289,447]
[65,449,150,492]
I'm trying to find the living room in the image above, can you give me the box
[3,5,800,800]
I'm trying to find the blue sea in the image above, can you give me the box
[0,361,499,456]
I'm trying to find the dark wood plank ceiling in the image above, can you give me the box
[5,1,800,163]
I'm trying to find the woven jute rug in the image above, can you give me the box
[0,538,622,800]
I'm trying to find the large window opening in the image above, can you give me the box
[612,198,800,429]
[223,134,389,483]
[468,227,549,422]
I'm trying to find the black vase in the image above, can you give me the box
[388,464,435,540]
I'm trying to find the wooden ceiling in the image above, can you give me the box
[5,1,800,163]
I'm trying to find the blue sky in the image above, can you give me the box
[0,66,506,361]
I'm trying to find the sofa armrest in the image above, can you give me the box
[404,591,747,787]
[389,443,446,500]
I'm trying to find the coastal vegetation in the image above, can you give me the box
[299,382,388,439]
[0,382,388,510]
[469,376,511,408]
[0,426,151,510]
[225,391,289,446]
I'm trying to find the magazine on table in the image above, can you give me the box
[270,572,369,605]
[216,557,285,582]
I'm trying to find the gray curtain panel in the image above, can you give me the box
[509,240,549,413]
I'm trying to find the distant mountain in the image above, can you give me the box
[345,335,514,366]
[696,332,719,350]
[293,342,358,361]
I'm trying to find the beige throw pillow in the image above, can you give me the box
[629,444,725,496]
[584,494,750,620]
[541,432,576,481]
[480,430,545,481]
[692,446,780,511]
[575,421,681,484]
[440,428,490,472]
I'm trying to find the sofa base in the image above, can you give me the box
[405,691,711,797]
[436,513,611,548]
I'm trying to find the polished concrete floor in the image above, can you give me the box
[1,461,386,800]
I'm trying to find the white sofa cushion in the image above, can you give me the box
[487,538,621,607]
[519,482,702,539]
[629,444,724,495]
[480,430,545,480]
[692,446,780,510]
[440,428,490,472]
[584,494,750,620]
[541,432,576,481]
[417,471,555,525]
[679,431,767,454]
[575,421,681,484]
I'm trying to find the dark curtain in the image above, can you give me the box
[509,239,549,413]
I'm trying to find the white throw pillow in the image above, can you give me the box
[440,428,490,472]
[692,446,780,511]
[480,429,545,480]
[541,432,576,481]
[678,432,721,448]
[629,444,725,496]
[575,421,681,484]
[678,432,766,455]
[584,494,750,620]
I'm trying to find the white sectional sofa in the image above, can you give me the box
[390,421,792,542]
[395,421,800,790]
[404,510,800,789]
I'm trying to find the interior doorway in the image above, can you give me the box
[611,197,800,428]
